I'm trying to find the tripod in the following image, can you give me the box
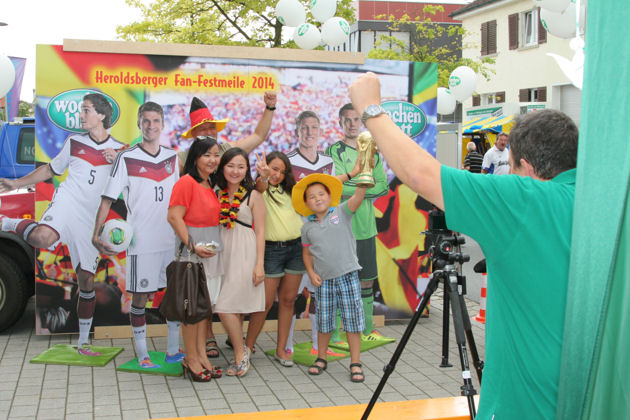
[362,233,484,420]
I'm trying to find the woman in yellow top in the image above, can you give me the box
[245,151,305,366]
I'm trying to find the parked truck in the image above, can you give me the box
[0,117,36,332]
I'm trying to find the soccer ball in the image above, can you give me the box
[99,219,134,253]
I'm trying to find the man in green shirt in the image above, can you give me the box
[350,73,578,420]
[326,104,392,343]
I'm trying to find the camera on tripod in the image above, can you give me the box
[426,208,470,270]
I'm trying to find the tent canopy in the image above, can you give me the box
[462,114,516,134]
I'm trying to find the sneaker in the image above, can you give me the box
[330,340,350,351]
[310,346,346,357]
[361,330,396,343]
[77,345,101,356]
[139,358,161,369]
[165,349,185,363]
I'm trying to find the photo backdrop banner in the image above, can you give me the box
[34,44,437,334]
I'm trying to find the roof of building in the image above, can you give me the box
[450,0,502,18]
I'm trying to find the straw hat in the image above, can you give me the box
[181,97,229,139]
[292,173,343,217]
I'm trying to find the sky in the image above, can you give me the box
[1,0,472,104]
[1,0,141,103]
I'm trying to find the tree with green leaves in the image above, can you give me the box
[18,101,33,118]
[117,0,356,48]
[367,5,494,87]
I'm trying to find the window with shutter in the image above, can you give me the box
[481,22,488,56]
[537,8,547,44]
[519,88,529,102]
[488,20,497,55]
[537,87,547,102]
[472,95,481,106]
[509,13,519,50]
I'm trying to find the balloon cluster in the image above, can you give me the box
[275,0,350,50]
[436,66,478,115]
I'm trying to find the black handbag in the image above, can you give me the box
[160,242,211,324]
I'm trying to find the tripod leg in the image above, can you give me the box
[445,272,477,420]
[457,292,484,382]
[361,273,440,420]
[440,283,452,367]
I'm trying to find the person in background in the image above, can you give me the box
[482,132,510,175]
[463,141,483,173]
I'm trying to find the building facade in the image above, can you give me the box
[451,0,582,124]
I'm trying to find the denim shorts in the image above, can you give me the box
[264,238,306,278]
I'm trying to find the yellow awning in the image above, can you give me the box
[462,114,516,134]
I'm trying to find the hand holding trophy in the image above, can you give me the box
[354,131,377,188]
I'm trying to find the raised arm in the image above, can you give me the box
[347,185,367,214]
[233,92,277,154]
[349,73,444,210]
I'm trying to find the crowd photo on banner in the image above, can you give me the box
[0,46,439,381]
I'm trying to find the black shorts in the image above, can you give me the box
[357,236,378,281]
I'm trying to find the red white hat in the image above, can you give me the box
[182,97,229,139]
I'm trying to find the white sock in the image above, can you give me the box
[78,318,92,347]
[132,325,149,362]
[1,217,21,232]
[310,316,318,350]
[286,315,296,352]
[166,320,181,355]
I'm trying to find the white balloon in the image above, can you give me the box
[540,3,577,39]
[275,0,306,27]
[532,0,570,13]
[0,55,16,99]
[448,66,477,102]
[310,0,337,23]
[321,17,350,47]
[293,23,322,50]
[437,87,457,115]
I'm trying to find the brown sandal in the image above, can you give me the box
[308,358,328,375]
[350,363,365,383]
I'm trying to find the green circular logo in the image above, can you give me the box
[47,89,120,134]
[382,101,427,138]
[449,76,462,88]
[339,20,350,35]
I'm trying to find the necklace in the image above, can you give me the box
[219,185,246,229]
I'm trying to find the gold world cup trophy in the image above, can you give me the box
[355,131,377,188]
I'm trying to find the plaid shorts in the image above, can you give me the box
[315,271,365,333]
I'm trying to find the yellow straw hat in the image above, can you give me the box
[292,173,343,217]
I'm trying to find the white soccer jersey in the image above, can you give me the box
[49,133,125,214]
[103,144,178,255]
[287,149,336,181]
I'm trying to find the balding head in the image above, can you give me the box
[466,142,477,152]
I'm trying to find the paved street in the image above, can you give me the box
[0,288,485,420]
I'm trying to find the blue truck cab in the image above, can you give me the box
[0,117,35,179]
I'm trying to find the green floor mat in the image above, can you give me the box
[30,344,123,367]
[329,331,396,352]
[116,351,183,376]
[265,341,350,367]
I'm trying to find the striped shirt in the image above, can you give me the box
[464,151,483,173]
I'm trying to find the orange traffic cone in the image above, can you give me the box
[474,272,487,324]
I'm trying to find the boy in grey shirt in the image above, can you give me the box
[292,173,367,383]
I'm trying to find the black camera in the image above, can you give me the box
[425,209,470,270]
